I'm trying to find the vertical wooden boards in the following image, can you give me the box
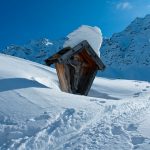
[55,63,71,93]
[54,49,98,95]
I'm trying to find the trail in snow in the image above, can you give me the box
[0,54,150,150]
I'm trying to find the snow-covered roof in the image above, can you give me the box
[63,25,103,57]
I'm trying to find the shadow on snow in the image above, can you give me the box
[0,78,48,92]
[88,89,120,100]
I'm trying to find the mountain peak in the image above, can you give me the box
[100,14,150,81]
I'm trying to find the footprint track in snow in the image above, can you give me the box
[0,114,17,125]
[90,99,106,104]
[111,125,124,135]
[111,124,147,149]
[133,92,142,97]
[131,136,145,145]
[125,123,138,131]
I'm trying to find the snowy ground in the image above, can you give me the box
[0,54,150,150]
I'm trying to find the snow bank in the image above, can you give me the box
[0,54,150,149]
[63,25,103,57]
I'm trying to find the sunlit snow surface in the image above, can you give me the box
[0,54,150,150]
[63,25,102,57]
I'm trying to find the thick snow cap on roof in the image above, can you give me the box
[63,25,103,57]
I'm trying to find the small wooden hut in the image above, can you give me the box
[45,40,105,95]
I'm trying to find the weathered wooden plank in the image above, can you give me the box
[85,44,105,70]
[45,47,71,66]
[63,51,97,95]
[83,70,97,95]
[55,63,70,93]
[45,54,60,66]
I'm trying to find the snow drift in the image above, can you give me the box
[0,54,150,149]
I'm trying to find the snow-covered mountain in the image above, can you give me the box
[100,14,150,81]
[0,53,150,150]
[1,15,150,81]
[1,38,65,65]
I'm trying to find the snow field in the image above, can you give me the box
[0,54,150,149]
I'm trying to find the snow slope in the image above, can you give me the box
[63,25,102,57]
[0,54,150,150]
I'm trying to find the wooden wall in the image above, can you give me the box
[55,49,98,95]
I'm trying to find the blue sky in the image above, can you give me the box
[0,0,150,49]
